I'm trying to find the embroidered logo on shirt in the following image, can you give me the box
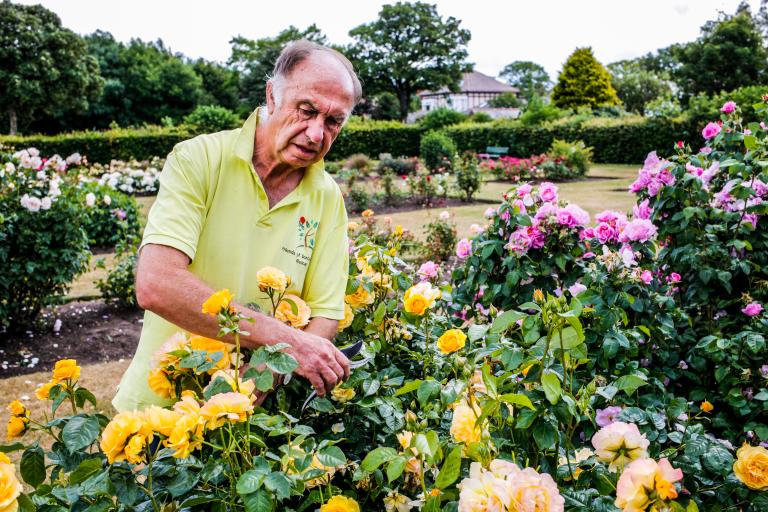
[297,216,318,252]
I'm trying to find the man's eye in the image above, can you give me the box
[299,108,315,118]
[326,118,341,128]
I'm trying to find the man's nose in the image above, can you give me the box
[305,118,324,146]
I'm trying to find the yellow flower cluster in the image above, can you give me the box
[34,359,82,402]
[450,400,485,446]
[331,385,356,403]
[403,282,441,316]
[257,266,290,293]
[5,400,29,441]
[345,283,375,309]
[275,293,312,328]
[100,389,255,464]
[148,332,235,399]
[0,453,22,512]
[437,328,467,354]
[201,288,234,316]
[337,303,355,333]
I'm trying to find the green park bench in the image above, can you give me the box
[481,146,509,159]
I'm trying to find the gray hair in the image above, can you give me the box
[267,39,363,108]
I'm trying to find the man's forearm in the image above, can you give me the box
[305,317,339,341]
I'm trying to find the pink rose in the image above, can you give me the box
[538,182,558,202]
[616,458,683,510]
[702,122,721,140]
[640,270,653,284]
[720,101,737,114]
[632,199,652,220]
[417,261,440,281]
[535,202,559,221]
[556,204,590,228]
[568,282,587,297]
[596,406,622,427]
[668,272,681,283]
[742,302,763,317]
[456,238,472,259]
[516,183,532,197]
[581,227,596,240]
[507,228,532,256]
[583,251,596,259]
[619,219,658,243]
[595,223,616,244]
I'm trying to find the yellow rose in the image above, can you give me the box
[733,444,768,491]
[148,368,175,399]
[397,431,415,453]
[591,421,649,472]
[0,454,8,465]
[200,392,254,430]
[7,401,25,417]
[173,391,202,416]
[450,400,484,445]
[142,405,180,438]
[347,221,359,232]
[52,359,80,381]
[331,386,356,403]
[35,380,57,401]
[533,289,545,303]
[0,459,22,512]
[100,411,148,464]
[337,303,355,332]
[151,332,189,368]
[394,225,403,236]
[165,413,204,459]
[361,209,374,218]
[202,288,234,316]
[206,369,256,397]
[404,293,430,316]
[6,416,28,441]
[437,329,467,354]
[256,266,289,293]
[320,495,360,512]
[123,433,147,465]
[189,335,233,373]
[275,294,312,328]
[700,400,714,413]
[345,284,374,309]
[403,282,440,316]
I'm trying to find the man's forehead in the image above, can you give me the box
[283,53,355,110]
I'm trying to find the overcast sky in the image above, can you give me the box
[18,0,763,80]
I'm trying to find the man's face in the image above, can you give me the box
[265,54,355,169]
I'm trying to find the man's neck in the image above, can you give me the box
[252,122,305,207]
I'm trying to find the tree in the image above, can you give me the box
[498,61,550,101]
[228,25,327,112]
[552,47,619,110]
[608,61,672,114]
[193,59,241,112]
[0,1,102,134]
[349,2,471,121]
[676,10,767,98]
[487,92,521,108]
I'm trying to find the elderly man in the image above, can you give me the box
[112,40,361,412]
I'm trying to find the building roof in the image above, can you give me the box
[419,71,519,97]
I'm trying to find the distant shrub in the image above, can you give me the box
[347,186,371,213]
[183,105,241,134]
[467,112,493,123]
[76,182,142,248]
[420,131,457,171]
[96,236,138,307]
[422,215,458,262]
[343,153,372,175]
[548,139,593,176]
[419,108,468,131]
[519,95,563,126]
[454,152,481,201]
[375,155,420,176]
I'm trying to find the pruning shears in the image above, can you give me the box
[300,340,371,413]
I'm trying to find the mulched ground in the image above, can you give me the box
[0,300,143,378]
[347,195,498,215]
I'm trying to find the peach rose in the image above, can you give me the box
[256,266,289,293]
[591,421,649,472]
[275,294,311,328]
[615,458,682,511]
[733,444,768,491]
[199,392,254,430]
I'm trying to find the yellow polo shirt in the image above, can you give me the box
[113,108,349,412]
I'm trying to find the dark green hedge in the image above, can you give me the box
[443,118,700,164]
[1,118,702,165]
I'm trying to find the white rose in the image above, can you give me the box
[65,153,82,165]
[103,194,112,205]
[21,194,42,212]
[85,192,96,207]
[28,147,40,157]
[41,197,52,210]
[439,211,451,221]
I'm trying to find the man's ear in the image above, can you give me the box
[266,81,276,115]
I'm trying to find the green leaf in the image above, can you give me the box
[282,297,299,315]
[361,447,398,471]
[386,456,407,483]
[362,379,381,397]
[69,458,103,484]
[204,376,235,399]
[0,442,26,453]
[614,374,647,396]
[414,433,434,458]
[541,370,562,404]
[532,420,557,450]
[253,370,275,392]
[266,352,299,374]
[20,446,46,487]
[74,388,98,409]
[62,415,101,452]
[744,135,757,150]
[481,364,498,398]
[435,446,462,488]
[394,379,423,396]
[264,472,292,500]
[167,470,199,497]
[237,471,266,495]
[243,489,273,512]
[373,302,386,325]
[490,310,526,334]
[417,379,441,408]
[317,446,346,467]
[467,324,489,342]
[499,393,535,410]
[553,326,581,350]
[701,444,733,475]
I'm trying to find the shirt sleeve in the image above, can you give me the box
[302,191,349,320]
[141,142,209,261]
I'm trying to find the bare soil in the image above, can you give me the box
[0,300,142,379]
[347,195,498,215]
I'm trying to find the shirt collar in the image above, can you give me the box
[234,107,327,191]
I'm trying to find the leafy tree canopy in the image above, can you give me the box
[552,47,619,110]
[498,61,550,101]
[348,1,471,121]
[0,1,102,134]
[607,61,672,115]
[228,24,327,112]
[487,91,521,108]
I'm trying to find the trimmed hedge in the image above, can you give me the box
[2,117,703,165]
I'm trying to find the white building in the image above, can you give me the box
[414,71,520,120]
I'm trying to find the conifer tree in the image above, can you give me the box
[552,48,619,109]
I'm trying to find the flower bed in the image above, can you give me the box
[2,98,768,511]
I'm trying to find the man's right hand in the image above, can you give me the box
[285,330,350,397]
